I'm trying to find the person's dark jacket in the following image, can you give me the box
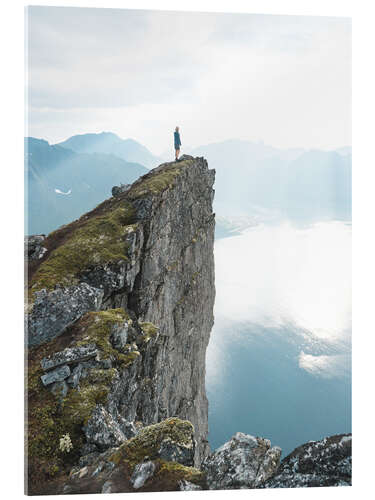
[174,131,181,148]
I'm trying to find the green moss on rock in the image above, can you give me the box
[139,322,159,343]
[27,308,140,488]
[75,309,140,367]
[30,203,135,293]
[115,418,195,470]
[61,381,109,427]
[156,460,205,486]
[128,160,193,199]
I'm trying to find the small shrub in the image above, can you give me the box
[59,433,73,453]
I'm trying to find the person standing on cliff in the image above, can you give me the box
[174,126,181,161]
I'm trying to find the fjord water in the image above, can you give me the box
[206,220,351,456]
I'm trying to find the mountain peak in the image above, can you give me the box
[56,132,160,169]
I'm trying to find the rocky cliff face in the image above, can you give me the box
[26,155,215,493]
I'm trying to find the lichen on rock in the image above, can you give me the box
[202,432,281,490]
[260,434,352,488]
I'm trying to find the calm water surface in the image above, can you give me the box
[206,221,351,456]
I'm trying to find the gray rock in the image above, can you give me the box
[80,262,128,300]
[80,443,98,457]
[41,344,98,371]
[112,184,130,197]
[202,432,281,490]
[132,197,153,220]
[78,453,100,468]
[28,283,104,346]
[261,434,352,488]
[158,437,195,466]
[41,365,71,386]
[130,461,156,489]
[101,481,112,493]
[117,416,137,440]
[67,363,84,388]
[178,154,194,161]
[179,480,202,491]
[83,406,130,450]
[110,322,130,350]
[50,380,69,399]
[25,235,47,261]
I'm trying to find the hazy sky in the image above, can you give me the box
[26,6,351,155]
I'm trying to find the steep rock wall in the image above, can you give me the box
[26,156,215,492]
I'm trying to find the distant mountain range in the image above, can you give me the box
[190,140,351,223]
[25,133,352,235]
[56,132,161,169]
[25,137,148,235]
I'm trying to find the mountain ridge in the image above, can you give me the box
[25,137,149,235]
[56,131,161,169]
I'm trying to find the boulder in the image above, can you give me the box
[50,380,69,399]
[28,283,104,346]
[25,235,47,261]
[202,432,281,489]
[130,461,156,489]
[67,363,84,388]
[179,480,202,491]
[112,184,131,197]
[40,365,71,386]
[110,322,131,350]
[83,406,135,450]
[41,344,98,371]
[60,418,205,495]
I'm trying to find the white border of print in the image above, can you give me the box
[1,1,373,500]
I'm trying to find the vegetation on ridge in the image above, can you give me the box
[30,203,136,293]
[28,158,194,296]
[27,308,144,488]
[127,158,193,199]
[109,417,195,470]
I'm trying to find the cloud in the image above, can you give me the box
[27,7,213,109]
[26,7,351,153]
[298,351,351,378]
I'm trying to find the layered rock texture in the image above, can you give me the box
[26,155,215,494]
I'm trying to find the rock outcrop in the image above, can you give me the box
[26,156,215,494]
[260,434,352,488]
[62,418,206,494]
[202,432,281,489]
[25,234,47,261]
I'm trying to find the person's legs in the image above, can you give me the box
[175,148,180,160]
